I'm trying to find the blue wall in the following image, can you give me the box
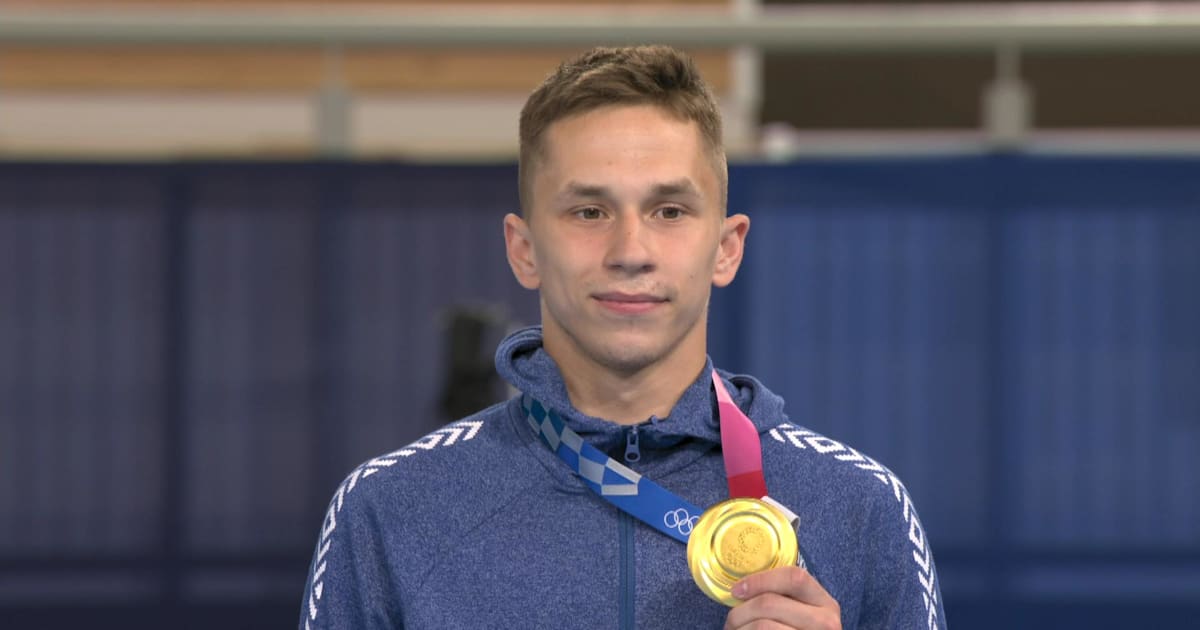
[1,157,1197,628]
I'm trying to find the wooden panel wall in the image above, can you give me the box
[0,47,732,93]
[0,1,732,93]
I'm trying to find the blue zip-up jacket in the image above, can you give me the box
[300,326,946,629]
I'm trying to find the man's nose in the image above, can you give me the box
[604,213,655,273]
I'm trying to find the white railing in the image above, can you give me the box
[1,3,1200,50]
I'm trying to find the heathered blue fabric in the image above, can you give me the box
[300,326,947,629]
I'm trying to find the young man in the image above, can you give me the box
[300,46,945,629]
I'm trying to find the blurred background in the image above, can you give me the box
[1,1,1198,628]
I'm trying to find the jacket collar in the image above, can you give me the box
[495,326,785,457]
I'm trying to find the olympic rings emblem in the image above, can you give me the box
[663,508,700,536]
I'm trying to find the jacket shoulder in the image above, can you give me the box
[300,399,533,629]
[762,423,945,629]
[763,422,910,503]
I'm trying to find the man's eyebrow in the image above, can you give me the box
[651,179,702,198]
[559,181,613,200]
[558,179,702,201]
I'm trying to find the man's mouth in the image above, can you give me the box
[593,292,667,314]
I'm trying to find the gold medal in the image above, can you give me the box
[686,497,799,606]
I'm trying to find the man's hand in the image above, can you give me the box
[723,566,842,630]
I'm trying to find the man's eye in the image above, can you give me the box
[577,207,603,220]
[658,206,684,220]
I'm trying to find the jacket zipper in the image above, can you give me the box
[619,512,635,630]
[619,426,639,630]
[624,425,641,463]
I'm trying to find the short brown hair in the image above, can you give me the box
[518,45,727,214]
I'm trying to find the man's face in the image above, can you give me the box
[505,104,747,376]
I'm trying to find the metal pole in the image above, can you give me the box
[315,45,351,158]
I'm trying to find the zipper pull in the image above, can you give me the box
[624,426,641,464]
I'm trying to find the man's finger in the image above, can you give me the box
[732,566,838,608]
[724,592,826,630]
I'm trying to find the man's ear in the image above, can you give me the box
[504,213,541,290]
[712,213,750,288]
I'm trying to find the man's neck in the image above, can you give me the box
[546,336,706,426]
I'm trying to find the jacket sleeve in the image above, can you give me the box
[858,475,948,630]
[299,473,402,630]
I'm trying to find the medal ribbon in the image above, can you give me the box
[522,395,703,543]
[712,369,768,499]
[522,370,768,544]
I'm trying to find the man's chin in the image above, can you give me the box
[592,340,665,375]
